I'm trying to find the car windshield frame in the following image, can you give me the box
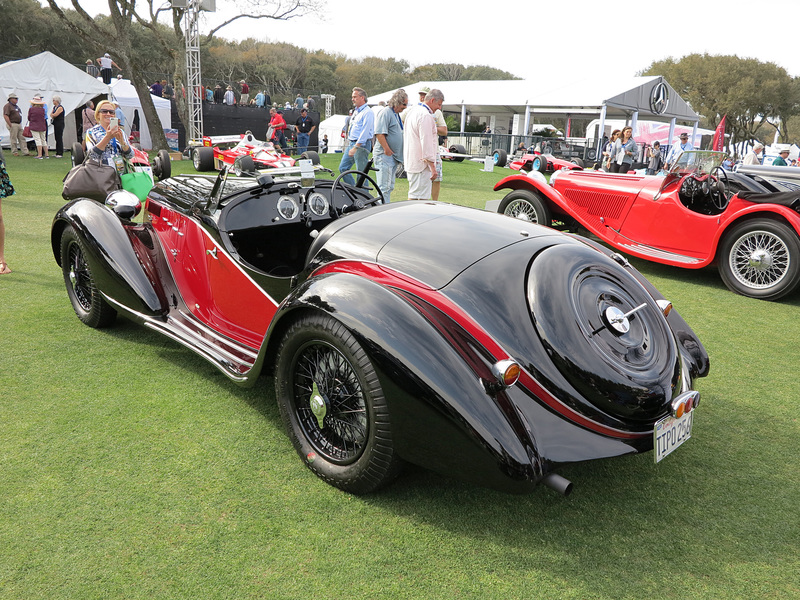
[669,150,725,176]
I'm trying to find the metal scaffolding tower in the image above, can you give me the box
[320,94,336,120]
[184,0,203,144]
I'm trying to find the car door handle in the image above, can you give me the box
[206,248,218,259]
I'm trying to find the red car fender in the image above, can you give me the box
[713,200,800,252]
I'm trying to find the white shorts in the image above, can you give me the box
[407,171,432,200]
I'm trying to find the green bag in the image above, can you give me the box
[120,170,153,202]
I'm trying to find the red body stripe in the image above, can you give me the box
[312,260,648,440]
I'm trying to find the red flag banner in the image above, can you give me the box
[712,115,726,151]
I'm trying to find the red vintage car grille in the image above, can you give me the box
[563,188,630,219]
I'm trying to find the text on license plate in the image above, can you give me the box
[654,411,693,463]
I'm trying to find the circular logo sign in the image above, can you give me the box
[650,82,669,115]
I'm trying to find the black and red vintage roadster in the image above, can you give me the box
[52,163,709,496]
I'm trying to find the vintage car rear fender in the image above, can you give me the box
[265,270,559,492]
[51,199,165,316]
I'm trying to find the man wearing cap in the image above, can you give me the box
[294,108,315,154]
[772,148,791,166]
[97,53,120,85]
[743,143,764,165]
[338,87,374,187]
[3,94,27,156]
[665,132,693,169]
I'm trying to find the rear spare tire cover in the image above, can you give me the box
[528,243,680,421]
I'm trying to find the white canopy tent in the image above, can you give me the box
[318,114,347,153]
[370,76,702,155]
[1,51,108,150]
[109,78,172,150]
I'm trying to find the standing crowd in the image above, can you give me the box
[337,85,447,203]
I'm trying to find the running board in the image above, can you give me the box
[141,309,260,382]
[614,240,705,265]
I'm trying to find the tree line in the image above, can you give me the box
[641,54,800,152]
[4,0,798,152]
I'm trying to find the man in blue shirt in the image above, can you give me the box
[665,132,693,169]
[373,89,407,203]
[338,87,374,187]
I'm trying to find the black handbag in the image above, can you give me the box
[62,156,121,201]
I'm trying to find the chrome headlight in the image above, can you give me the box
[548,169,562,186]
[105,190,141,220]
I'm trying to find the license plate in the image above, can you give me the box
[654,411,693,463]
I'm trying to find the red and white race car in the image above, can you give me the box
[506,150,584,174]
[190,131,319,175]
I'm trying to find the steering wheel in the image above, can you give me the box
[329,170,385,219]
[709,166,730,211]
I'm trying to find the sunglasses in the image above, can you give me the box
[99,109,116,115]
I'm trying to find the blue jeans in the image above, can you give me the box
[338,140,370,186]
[376,153,397,203]
[297,132,309,154]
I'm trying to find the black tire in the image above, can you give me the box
[275,313,402,494]
[233,155,255,176]
[493,148,508,167]
[571,157,585,168]
[154,149,171,179]
[498,189,552,226]
[71,142,84,168]
[192,147,215,171]
[532,155,548,173]
[449,144,467,162]
[718,218,800,300]
[300,150,320,165]
[586,148,597,161]
[60,226,117,328]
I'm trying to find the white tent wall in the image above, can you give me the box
[0,51,108,150]
[109,79,171,150]
[318,114,347,153]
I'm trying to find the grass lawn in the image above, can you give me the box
[1,151,798,599]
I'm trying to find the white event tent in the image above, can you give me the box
[109,78,172,150]
[0,51,107,150]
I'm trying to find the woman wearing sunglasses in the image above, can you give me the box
[84,99,134,168]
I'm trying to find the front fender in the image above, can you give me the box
[266,271,545,492]
[52,199,164,315]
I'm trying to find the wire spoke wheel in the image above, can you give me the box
[293,340,367,463]
[275,313,402,493]
[729,229,790,289]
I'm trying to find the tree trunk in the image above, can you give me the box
[129,66,170,152]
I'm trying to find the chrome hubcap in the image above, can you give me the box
[730,230,790,289]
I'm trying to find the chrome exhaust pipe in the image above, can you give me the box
[541,473,573,496]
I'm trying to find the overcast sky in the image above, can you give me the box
[57,0,800,84]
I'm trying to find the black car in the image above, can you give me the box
[52,164,709,496]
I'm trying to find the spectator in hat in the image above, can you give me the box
[666,131,693,169]
[28,95,49,159]
[239,80,250,105]
[743,143,764,165]
[97,53,120,84]
[224,86,236,106]
[3,93,28,156]
[772,148,791,166]
[86,59,100,79]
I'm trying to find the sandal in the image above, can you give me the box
[0,261,11,275]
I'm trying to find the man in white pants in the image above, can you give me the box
[403,89,444,201]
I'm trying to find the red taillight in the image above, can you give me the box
[671,391,700,418]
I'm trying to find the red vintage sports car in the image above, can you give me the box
[494,150,800,300]
[190,132,318,175]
